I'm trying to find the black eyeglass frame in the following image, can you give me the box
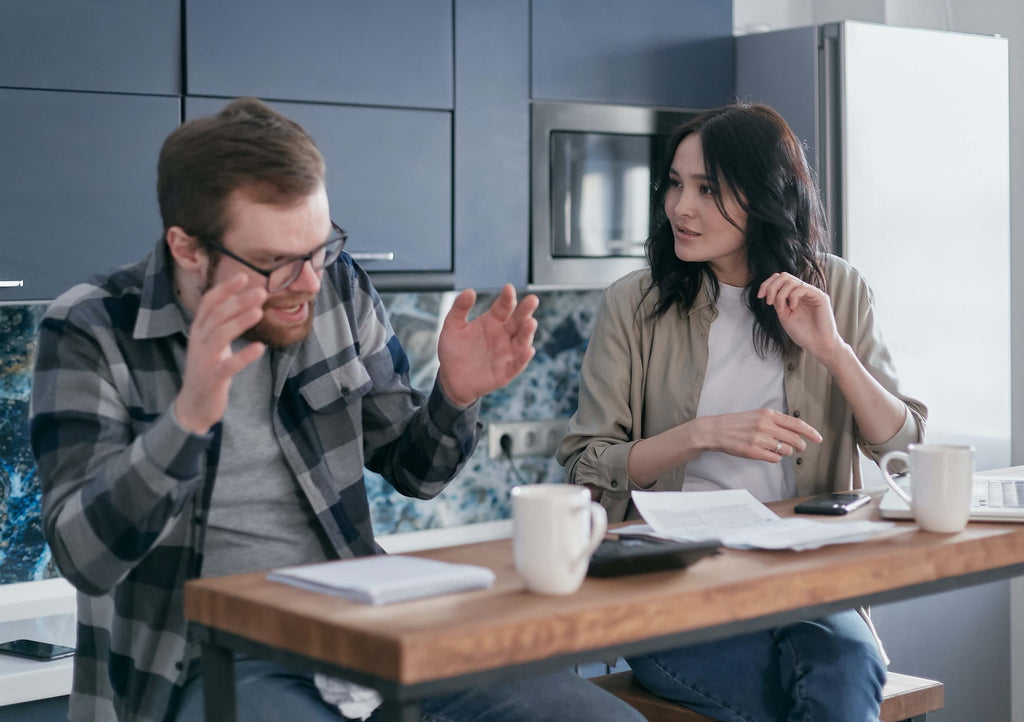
[201,222,348,292]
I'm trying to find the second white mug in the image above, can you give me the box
[880,443,974,533]
[511,484,607,595]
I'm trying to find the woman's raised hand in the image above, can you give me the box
[758,272,846,366]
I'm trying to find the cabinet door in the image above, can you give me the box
[531,0,733,108]
[186,98,452,273]
[0,90,181,302]
[453,0,530,290]
[0,1,180,94]
[186,0,453,109]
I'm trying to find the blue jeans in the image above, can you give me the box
[625,610,886,722]
[173,655,646,722]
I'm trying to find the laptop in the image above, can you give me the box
[879,470,1024,523]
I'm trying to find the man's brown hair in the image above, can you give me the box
[157,97,326,243]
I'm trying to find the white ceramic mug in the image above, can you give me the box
[511,484,607,595]
[879,444,975,533]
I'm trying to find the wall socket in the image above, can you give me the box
[487,418,570,460]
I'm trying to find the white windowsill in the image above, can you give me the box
[377,519,513,554]
[0,579,76,706]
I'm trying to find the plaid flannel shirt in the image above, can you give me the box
[30,240,481,722]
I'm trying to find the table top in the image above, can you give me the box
[184,490,1024,687]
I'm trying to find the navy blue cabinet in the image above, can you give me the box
[0,90,181,302]
[186,0,453,110]
[531,0,733,108]
[453,0,530,289]
[0,1,742,297]
[185,98,453,275]
[0,1,180,95]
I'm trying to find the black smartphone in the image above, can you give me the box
[0,639,75,661]
[587,536,721,578]
[793,492,871,516]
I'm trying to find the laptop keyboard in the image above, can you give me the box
[978,479,1024,508]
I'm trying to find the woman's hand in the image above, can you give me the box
[699,409,822,462]
[627,409,823,484]
[759,273,911,446]
[758,272,846,367]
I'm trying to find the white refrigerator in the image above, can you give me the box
[737,21,1010,721]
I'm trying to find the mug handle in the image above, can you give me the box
[879,450,912,505]
[574,502,608,566]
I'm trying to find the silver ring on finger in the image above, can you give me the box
[774,440,783,454]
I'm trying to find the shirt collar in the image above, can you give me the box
[677,272,718,319]
[133,238,193,340]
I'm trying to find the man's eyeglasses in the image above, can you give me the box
[203,222,348,293]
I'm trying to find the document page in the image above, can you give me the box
[630,489,777,540]
[630,489,893,551]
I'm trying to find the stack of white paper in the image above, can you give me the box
[629,489,893,551]
[268,555,496,605]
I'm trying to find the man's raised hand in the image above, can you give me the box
[436,284,539,407]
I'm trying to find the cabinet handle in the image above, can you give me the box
[0,280,24,288]
[349,252,395,262]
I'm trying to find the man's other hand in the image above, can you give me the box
[175,274,267,434]
[436,284,539,407]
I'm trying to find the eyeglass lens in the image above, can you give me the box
[266,233,346,292]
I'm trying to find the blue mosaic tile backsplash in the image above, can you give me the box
[0,288,603,583]
[0,304,57,582]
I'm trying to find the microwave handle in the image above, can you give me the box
[0,280,24,288]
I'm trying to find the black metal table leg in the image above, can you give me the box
[201,642,237,721]
[376,699,421,722]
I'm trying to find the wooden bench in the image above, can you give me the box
[590,670,943,722]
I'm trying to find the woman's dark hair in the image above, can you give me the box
[157,97,326,246]
[643,102,828,358]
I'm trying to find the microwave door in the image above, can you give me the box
[550,131,651,259]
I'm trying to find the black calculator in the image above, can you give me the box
[586,536,721,578]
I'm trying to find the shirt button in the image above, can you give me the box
[796,458,804,466]
[787,362,796,371]
[341,386,350,395]
[175,661,183,671]
[193,514,203,525]
[610,480,618,488]
[793,410,801,418]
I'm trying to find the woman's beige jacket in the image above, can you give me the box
[558,255,927,524]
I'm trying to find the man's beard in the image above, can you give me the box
[203,262,316,349]
[241,295,316,348]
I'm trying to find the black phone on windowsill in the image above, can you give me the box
[793,492,871,516]
[0,639,75,661]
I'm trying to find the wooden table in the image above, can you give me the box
[185,490,1024,721]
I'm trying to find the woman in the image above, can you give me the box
[557,103,927,721]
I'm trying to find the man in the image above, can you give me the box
[30,99,644,722]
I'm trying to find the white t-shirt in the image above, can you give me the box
[683,282,796,501]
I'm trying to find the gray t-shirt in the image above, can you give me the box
[201,348,333,578]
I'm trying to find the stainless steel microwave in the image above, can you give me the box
[530,101,700,288]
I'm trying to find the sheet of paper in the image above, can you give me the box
[632,489,778,540]
[631,489,893,551]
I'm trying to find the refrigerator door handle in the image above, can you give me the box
[818,24,844,256]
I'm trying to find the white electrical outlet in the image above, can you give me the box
[487,419,570,459]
